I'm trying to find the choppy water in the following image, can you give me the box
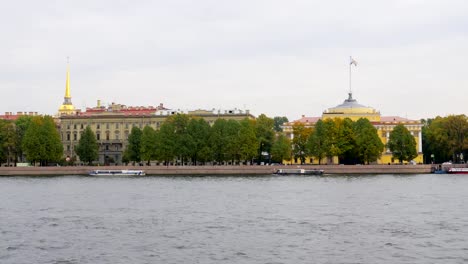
[1,174,468,264]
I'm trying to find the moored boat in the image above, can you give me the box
[89,170,145,176]
[275,168,324,175]
[447,168,468,174]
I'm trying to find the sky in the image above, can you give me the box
[1,0,467,121]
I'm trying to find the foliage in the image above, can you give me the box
[307,119,327,164]
[255,114,275,164]
[335,118,357,164]
[210,119,229,163]
[140,126,157,165]
[273,116,289,132]
[292,123,313,164]
[353,118,384,164]
[271,134,292,163]
[124,126,143,163]
[14,115,33,162]
[186,118,212,164]
[155,120,176,164]
[75,126,99,165]
[238,119,259,162]
[423,115,468,163]
[22,116,63,165]
[387,124,417,163]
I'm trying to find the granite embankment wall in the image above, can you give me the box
[0,164,433,176]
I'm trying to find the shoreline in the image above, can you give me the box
[0,164,436,176]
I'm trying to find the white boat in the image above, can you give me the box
[275,168,324,175]
[447,168,468,174]
[89,170,146,176]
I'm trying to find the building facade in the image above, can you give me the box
[57,66,254,164]
[283,93,423,164]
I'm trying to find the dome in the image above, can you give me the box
[325,93,377,114]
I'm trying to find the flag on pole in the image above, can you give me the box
[350,56,357,66]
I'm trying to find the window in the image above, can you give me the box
[67,124,70,129]
[97,124,100,129]
[81,124,84,129]
[66,133,70,141]
[106,123,110,129]
[115,134,120,140]
[116,123,119,129]
[67,145,70,151]
[106,132,110,140]
[73,133,77,141]
[73,124,77,129]
[105,145,109,151]
[96,133,100,140]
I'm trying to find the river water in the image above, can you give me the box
[1,174,467,264]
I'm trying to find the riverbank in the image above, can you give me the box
[0,164,434,176]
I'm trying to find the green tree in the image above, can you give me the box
[387,124,417,163]
[75,126,99,165]
[186,118,211,165]
[15,115,32,163]
[224,120,242,163]
[307,119,327,164]
[140,126,157,165]
[273,116,289,132]
[238,119,258,163]
[22,116,63,166]
[322,119,341,162]
[292,123,313,164]
[271,134,292,163]
[124,126,143,164]
[0,120,13,164]
[444,115,468,163]
[335,118,357,164]
[155,121,176,165]
[354,118,384,164]
[210,119,229,164]
[255,114,275,164]
[170,114,191,165]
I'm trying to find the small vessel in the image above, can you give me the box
[447,168,468,174]
[275,168,324,175]
[89,169,146,176]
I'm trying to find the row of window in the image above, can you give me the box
[63,132,129,141]
[64,122,164,130]
[65,144,121,151]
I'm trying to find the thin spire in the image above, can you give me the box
[65,57,71,99]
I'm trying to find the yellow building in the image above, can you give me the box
[57,66,254,164]
[283,93,423,164]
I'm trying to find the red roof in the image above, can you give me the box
[0,114,20,121]
[380,116,417,122]
[287,116,321,124]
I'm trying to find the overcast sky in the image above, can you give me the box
[1,0,467,121]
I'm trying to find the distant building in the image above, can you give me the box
[0,111,40,121]
[282,92,423,164]
[57,65,254,164]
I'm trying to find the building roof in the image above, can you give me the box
[380,116,418,123]
[324,93,377,115]
[0,112,40,121]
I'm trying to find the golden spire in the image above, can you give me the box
[58,57,76,116]
[65,58,71,98]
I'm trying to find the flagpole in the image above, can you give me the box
[349,56,352,95]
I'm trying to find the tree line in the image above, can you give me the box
[422,115,468,164]
[1,113,466,166]
[0,115,63,166]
